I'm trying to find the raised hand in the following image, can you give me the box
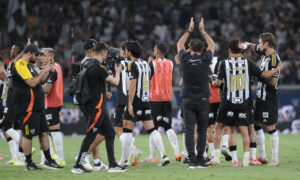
[199,18,205,33]
[188,17,194,32]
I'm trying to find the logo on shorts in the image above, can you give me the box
[4,107,8,113]
[113,113,116,119]
[227,111,234,117]
[145,109,151,115]
[239,113,246,119]
[137,110,142,115]
[157,115,162,121]
[30,129,35,134]
[163,117,169,123]
[209,113,214,118]
[262,112,269,118]
[93,127,98,132]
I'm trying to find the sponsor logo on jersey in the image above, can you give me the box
[262,112,269,118]
[46,114,53,120]
[157,115,162,121]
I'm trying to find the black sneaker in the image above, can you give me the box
[187,162,196,169]
[183,157,190,164]
[108,163,126,173]
[71,164,91,174]
[42,159,64,170]
[26,162,42,171]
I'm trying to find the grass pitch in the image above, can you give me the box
[0,134,300,180]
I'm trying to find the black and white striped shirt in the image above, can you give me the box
[256,46,281,101]
[218,57,262,108]
[116,59,130,105]
[128,59,151,105]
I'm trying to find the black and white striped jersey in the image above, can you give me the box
[116,59,131,105]
[128,59,151,105]
[218,57,262,108]
[255,46,281,101]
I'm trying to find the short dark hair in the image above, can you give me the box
[14,43,24,53]
[155,43,167,54]
[259,32,276,48]
[189,39,204,52]
[120,40,127,51]
[228,39,242,53]
[125,40,142,58]
[94,42,108,54]
[84,39,97,50]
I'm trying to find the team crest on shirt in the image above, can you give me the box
[93,127,98,132]
[137,110,142,115]
[262,112,269,118]
[209,113,214,118]
[157,115,162,121]
[238,113,246,119]
[227,111,234,117]
[30,129,35,134]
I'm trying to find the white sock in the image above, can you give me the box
[255,129,266,159]
[40,150,45,163]
[48,135,55,156]
[166,129,180,156]
[6,128,20,144]
[214,149,220,160]
[182,133,187,157]
[150,130,165,159]
[222,134,229,147]
[250,147,256,159]
[230,150,237,162]
[7,139,18,160]
[244,151,250,162]
[94,158,100,164]
[120,133,133,163]
[270,131,279,161]
[51,131,64,161]
[149,134,156,159]
[129,137,138,159]
[208,143,215,157]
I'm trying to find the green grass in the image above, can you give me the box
[0,134,300,180]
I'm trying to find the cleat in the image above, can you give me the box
[250,158,262,166]
[183,157,190,164]
[269,160,280,166]
[221,146,232,161]
[71,165,91,174]
[14,159,25,166]
[176,153,182,162]
[108,164,126,173]
[118,160,130,168]
[57,160,66,166]
[51,154,57,160]
[159,155,170,166]
[26,162,42,171]
[141,157,158,163]
[6,159,13,164]
[242,159,249,167]
[257,158,268,164]
[94,161,108,171]
[42,159,63,170]
[232,161,239,167]
[131,151,143,166]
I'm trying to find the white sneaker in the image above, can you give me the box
[14,159,25,166]
[158,155,170,166]
[80,153,93,170]
[94,161,108,171]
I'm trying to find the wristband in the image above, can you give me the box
[186,31,192,34]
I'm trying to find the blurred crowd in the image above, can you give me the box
[0,0,300,88]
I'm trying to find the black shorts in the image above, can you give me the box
[86,108,114,137]
[2,119,20,131]
[255,97,278,125]
[3,105,18,123]
[113,105,125,127]
[124,102,152,122]
[151,101,172,130]
[208,103,220,126]
[248,108,254,125]
[18,110,49,138]
[45,107,61,126]
[217,103,249,126]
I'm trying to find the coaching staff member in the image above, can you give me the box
[177,18,215,169]
[12,44,62,170]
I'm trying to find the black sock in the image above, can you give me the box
[19,147,24,153]
[43,149,52,162]
[25,154,32,164]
